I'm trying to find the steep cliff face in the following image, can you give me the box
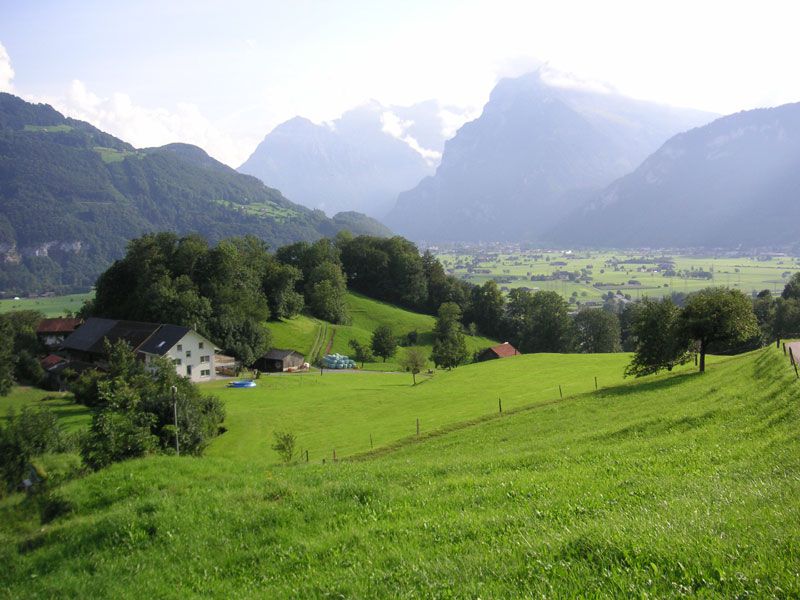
[386,70,715,242]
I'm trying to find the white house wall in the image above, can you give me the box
[147,331,216,382]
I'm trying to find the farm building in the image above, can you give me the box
[475,342,520,362]
[36,317,83,348]
[253,349,305,372]
[61,318,218,383]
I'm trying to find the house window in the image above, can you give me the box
[199,342,204,349]
[174,358,182,366]
[200,355,210,363]
[200,369,210,377]
[177,344,183,351]
[186,350,191,358]
[186,365,192,376]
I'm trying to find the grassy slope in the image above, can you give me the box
[0,387,90,432]
[267,292,497,371]
[205,352,644,461]
[3,348,796,597]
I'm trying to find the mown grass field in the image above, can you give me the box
[206,352,651,461]
[0,292,92,317]
[0,387,90,433]
[267,292,497,371]
[437,249,800,302]
[0,346,797,597]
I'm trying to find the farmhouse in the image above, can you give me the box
[475,342,520,362]
[61,318,218,382]
[253,349,305,372]
[36,317,83,348]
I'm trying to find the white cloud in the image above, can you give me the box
[46,80,253,167]
[0,42,15,92]
[380,110,442,165]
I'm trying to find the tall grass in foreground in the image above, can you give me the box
[1,347,798,597]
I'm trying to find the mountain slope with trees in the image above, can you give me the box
[0,93,389,295]
[549,102,800,247]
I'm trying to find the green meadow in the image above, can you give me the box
[0,292,92,317]
[1,346,797,597]
[437,249,800,302]
[267,292,497,370]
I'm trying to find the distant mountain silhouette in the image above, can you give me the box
[549,102,800,247]
[239,101,462,217]
[386,70,715,241]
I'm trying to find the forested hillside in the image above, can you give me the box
[0,94,389,295]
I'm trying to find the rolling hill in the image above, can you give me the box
[1,346,797,596]
[0,93,390,296]
[548,102,800,248]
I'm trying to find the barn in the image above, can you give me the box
[253,349,305,372]
[475,342,520,362]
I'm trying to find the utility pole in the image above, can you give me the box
[171,385,179,456]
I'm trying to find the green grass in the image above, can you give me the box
[0,293,92,317]
[93,146,138,163]
[23,124,73,133]
[437,249,800,303]
[0,387,90,433]
[206,352,650,461]
[0,347,797,597]
[267,292,498,371]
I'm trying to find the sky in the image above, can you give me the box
[1,0,799,167]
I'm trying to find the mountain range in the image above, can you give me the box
[548,102,800,248]
[0,93,390,295]
[239,100,465,218]
[386,70,717,241]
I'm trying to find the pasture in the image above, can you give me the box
[1,346,797,597]
[0,292,92,317]
[436,248,800,303]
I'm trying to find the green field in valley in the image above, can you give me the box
[1,346,797,597]
[436,247,800,304]
[0,292,92,317]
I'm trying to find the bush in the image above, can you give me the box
[0,407,68,493]
[271,431,296,464]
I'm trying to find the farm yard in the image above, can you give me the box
[435,246,800,305]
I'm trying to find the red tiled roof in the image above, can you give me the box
[40,354,66,369]
[489,342,519,358]
[36,318,83,335]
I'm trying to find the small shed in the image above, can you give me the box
[36,318,83,348]
[253,349,305,372]
[475,342,520,362]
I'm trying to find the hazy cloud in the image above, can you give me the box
[380,110,442,165]
[0,42,14,92]
[48,80,253,167]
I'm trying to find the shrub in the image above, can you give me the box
[271,431,296,464]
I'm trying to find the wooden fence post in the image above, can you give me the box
[416,418,420,436]
[498,397,502,414]
[594,376,598,391]
[783,343,786,355]
[370,433,373,449]
[333,449,336,461]
[790,348,799,379]
[559,385,563,399]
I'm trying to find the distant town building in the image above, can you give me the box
[475,342,520,362]
[61,318,217,382]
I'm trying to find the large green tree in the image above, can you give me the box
[431,302,468,369]
[678,288,759,373]
[505,290,574,353]
[573,308,621,353]
[371,325,398,363]
[625,298,692,377]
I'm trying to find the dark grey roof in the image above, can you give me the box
[138,324,191,356]
[262,348,304,360]
[62,317,160,355]
[61,318,117,353]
